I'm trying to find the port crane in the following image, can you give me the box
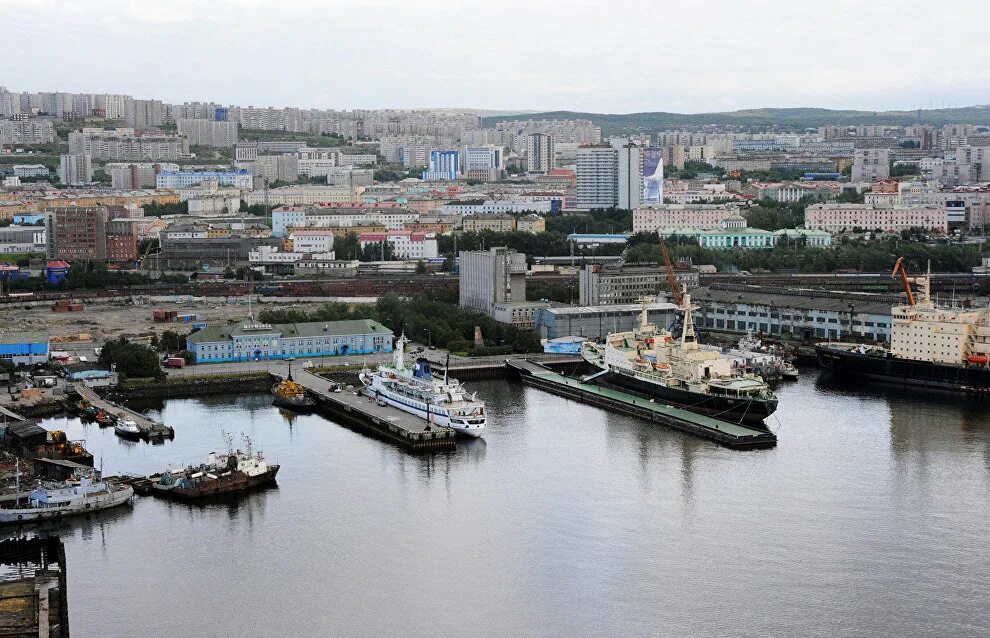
[659,237,684,307]
[891,257,917,306]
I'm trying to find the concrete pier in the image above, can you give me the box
[73,385,175,440]
[291,369,457,452]
[506,359,777,450]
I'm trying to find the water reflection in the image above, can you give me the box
[28,379,990,638]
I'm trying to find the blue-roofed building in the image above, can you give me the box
[186,319,393,363]
[0,331,50,366]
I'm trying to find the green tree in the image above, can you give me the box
[99,338,164,380]
[333,232,361,260]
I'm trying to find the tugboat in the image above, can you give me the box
[272,363,317,412]
[0,462,133,524]
[582,295,778,427]
[359,335,487,437]
[150,433,279,500]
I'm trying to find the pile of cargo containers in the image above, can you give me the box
[152,310,200,323]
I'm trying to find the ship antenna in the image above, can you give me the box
[444,353,450,385]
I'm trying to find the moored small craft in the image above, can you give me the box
[114,417,142,440]
[780,361,799,379]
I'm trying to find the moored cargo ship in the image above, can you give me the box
[816,262,990,393]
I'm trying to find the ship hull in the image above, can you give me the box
[272,395,317,412]
[369,387,486,437]
[815,345,990,394]
[157,466,280,501]
[591,370,777,427]
[0,485,134,524]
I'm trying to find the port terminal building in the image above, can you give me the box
[692,285,894,342]
[535,302,680,340]
[186,319,393,364]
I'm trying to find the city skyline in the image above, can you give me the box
[2,0,987,114]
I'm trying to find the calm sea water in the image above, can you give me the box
[15,371,990,637]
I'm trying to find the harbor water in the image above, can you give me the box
[20,371,990,637]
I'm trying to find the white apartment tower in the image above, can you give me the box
[58,153,93,186]
[576,146,619,209]
[617,144,644,209]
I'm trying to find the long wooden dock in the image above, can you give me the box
[292,369,457,452]
[73,385,175,440]
[506,359,777,450]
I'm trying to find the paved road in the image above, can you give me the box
[166,345,580,379]
[166,352,392,378]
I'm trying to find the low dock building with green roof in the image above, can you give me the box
[186,319,393,363]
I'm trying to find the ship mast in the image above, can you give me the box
[680,291,698,349]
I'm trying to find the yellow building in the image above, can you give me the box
[462,214,516,233]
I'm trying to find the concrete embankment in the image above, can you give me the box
[112,373,273,399]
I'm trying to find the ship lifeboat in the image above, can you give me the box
[967,355,988,365]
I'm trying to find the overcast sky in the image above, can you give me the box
[2,0,987,114]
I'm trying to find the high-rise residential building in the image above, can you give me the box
[71,94,94,118]
[253,155,299,183]
[422,150,459,181]
[45,207,109,261]
[851,148,892,182]
[126,99,165,128]
[463,145,504,181]
[68,129,187,161]
[576,145,619,209]
[458,247,528,315]
[526,133,555,173]
[101,94,133,120]
[617,144,644,209]
[0,87,15,117]
[177,118,239,148]
[58,153,93,186]
[0,119,56,145]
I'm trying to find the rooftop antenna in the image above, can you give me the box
[246,270,254,321]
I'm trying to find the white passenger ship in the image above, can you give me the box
[359,336,486,437]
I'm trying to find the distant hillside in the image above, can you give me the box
[481,106,990,133]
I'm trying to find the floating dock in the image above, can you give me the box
[73,385,175,440]
[506,359,777,450]
[291,369,457,452]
